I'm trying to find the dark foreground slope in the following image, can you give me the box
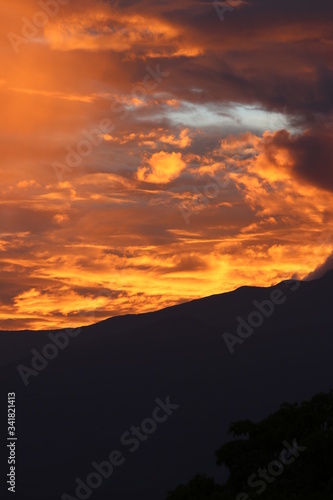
[0,272,333,500]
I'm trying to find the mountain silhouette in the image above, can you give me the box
[1,271,333,500]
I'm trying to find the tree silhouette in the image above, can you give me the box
[166,390,333,499]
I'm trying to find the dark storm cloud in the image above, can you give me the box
[266,127,333,193]
[143,0,333,126]
[305,253,333,280]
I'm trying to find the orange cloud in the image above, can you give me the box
[159,129,193,148]
[43,3,201,58]
[137,151,187,184]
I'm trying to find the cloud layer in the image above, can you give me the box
[0,0,332,329]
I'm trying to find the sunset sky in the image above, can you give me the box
[1,0,333,330]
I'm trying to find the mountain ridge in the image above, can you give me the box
[0,270,333,500]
